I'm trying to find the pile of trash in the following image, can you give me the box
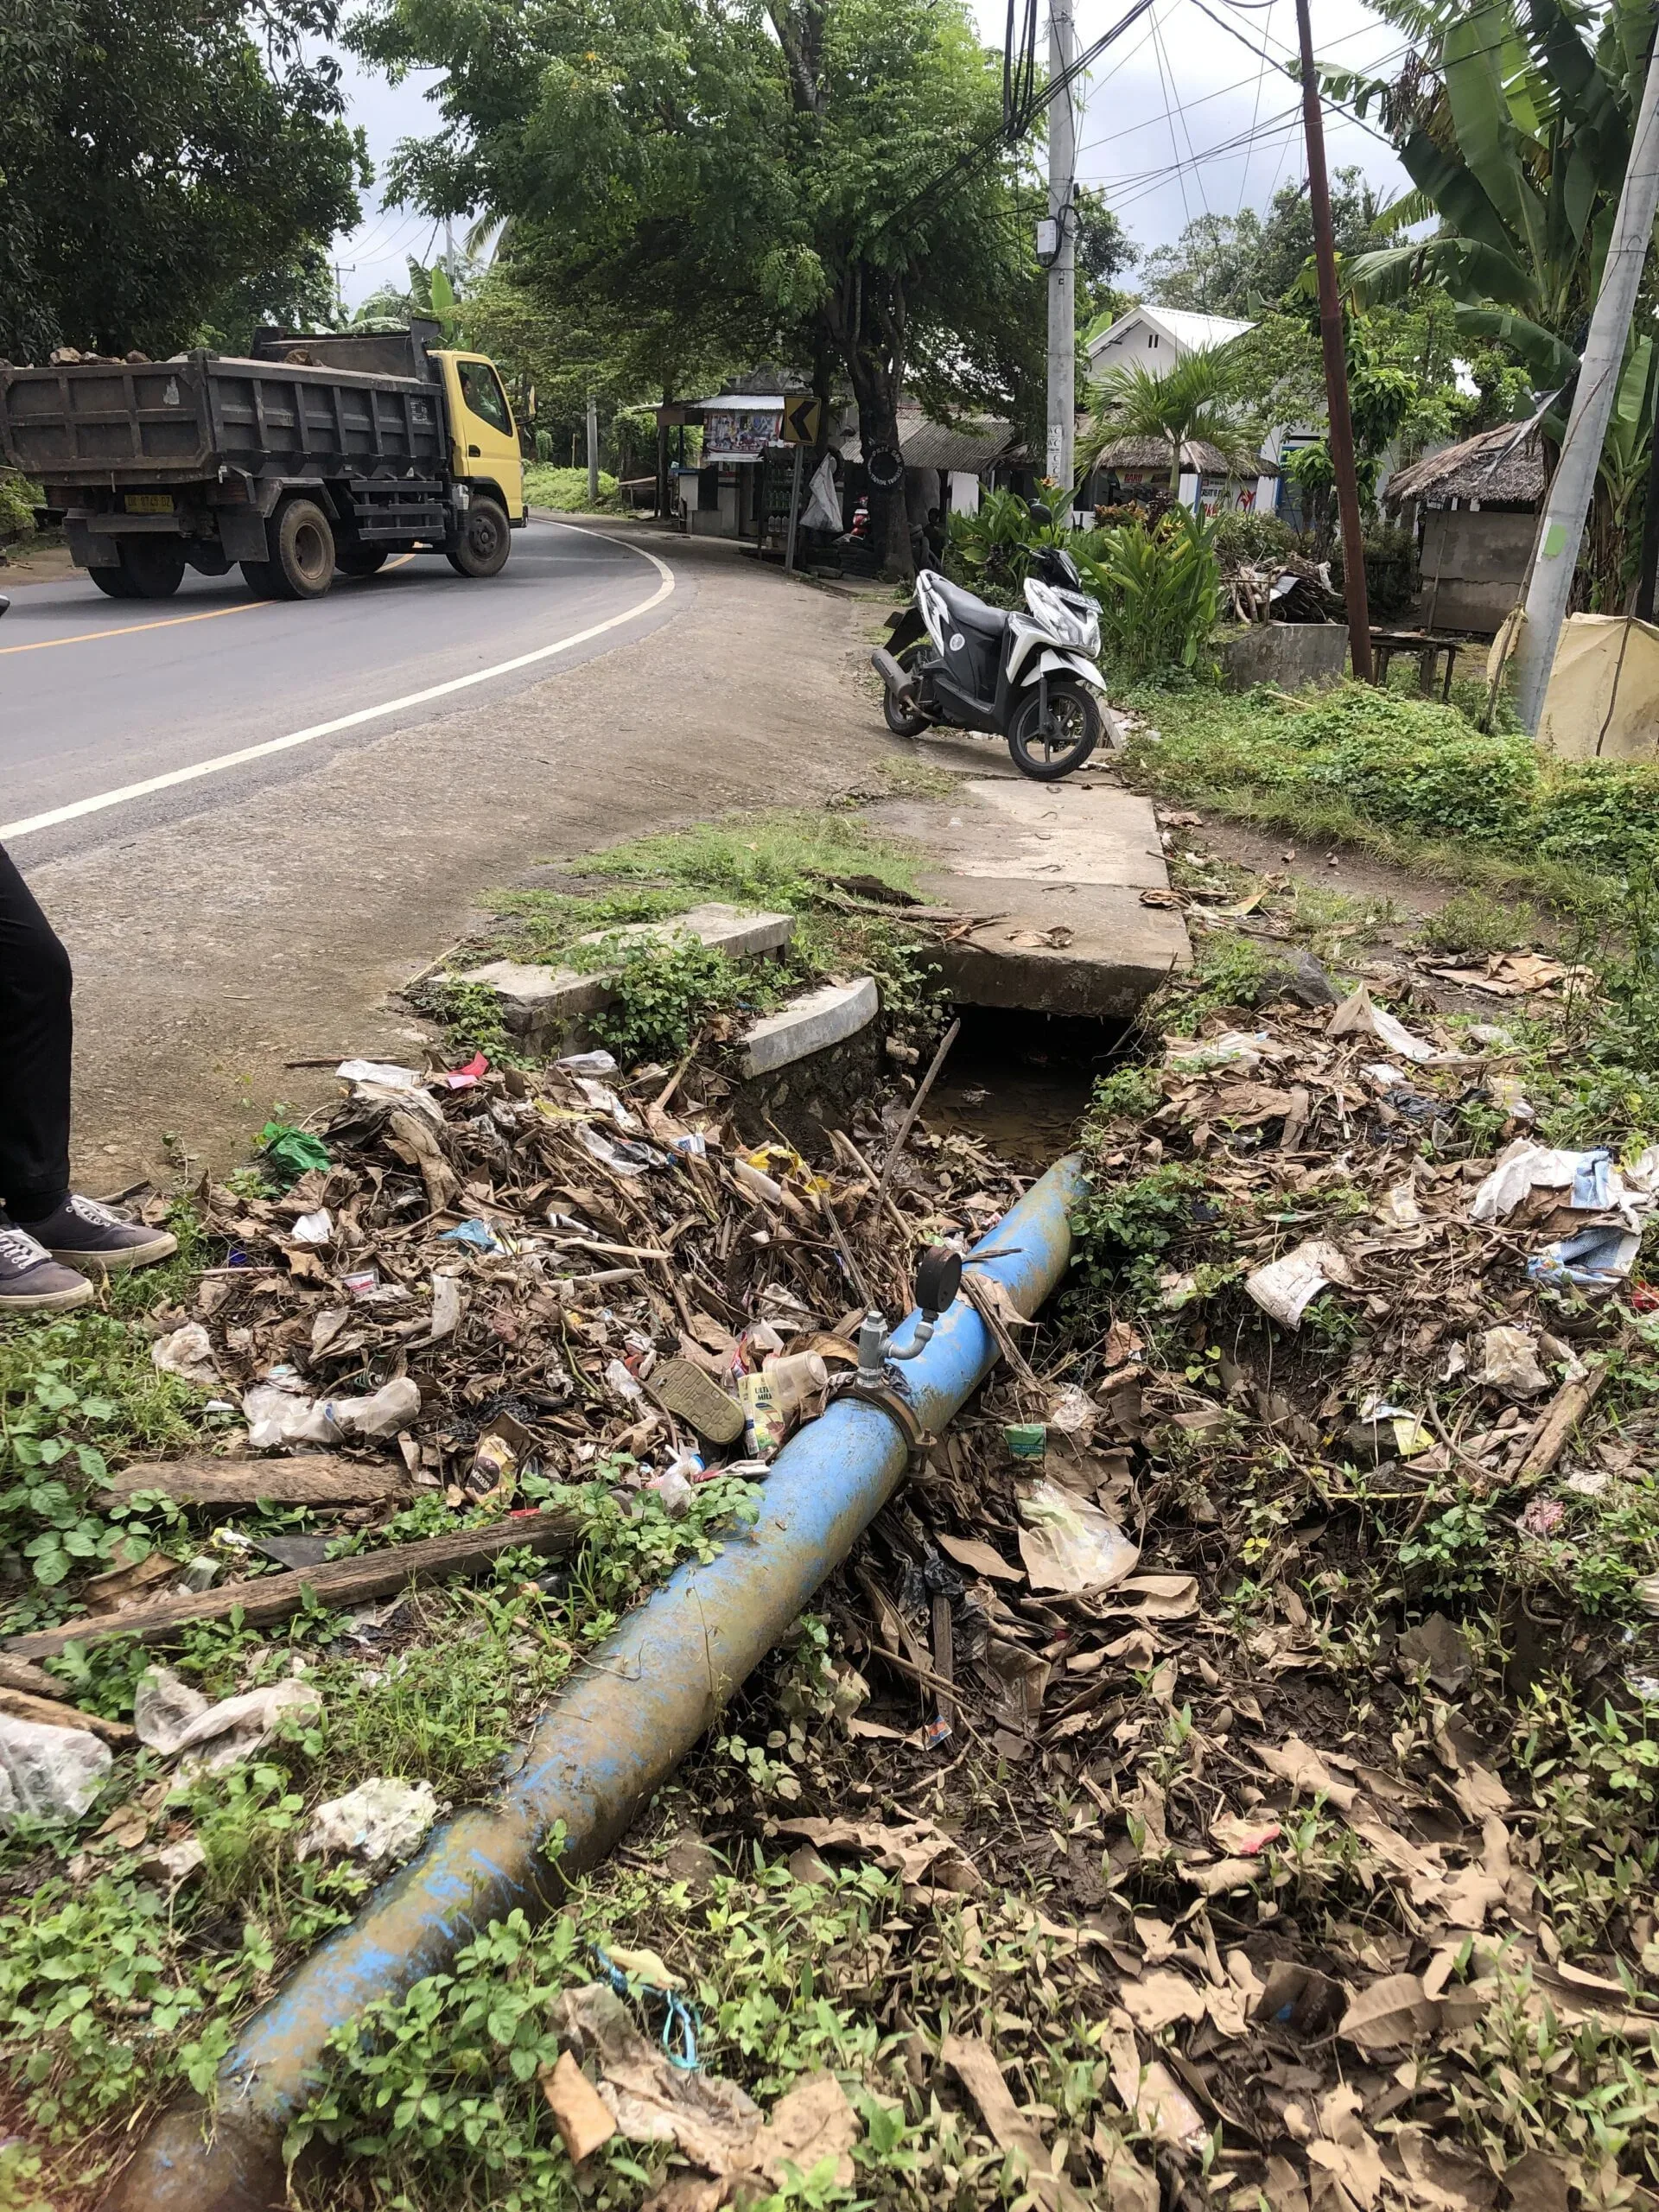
[1227,554,1344,626]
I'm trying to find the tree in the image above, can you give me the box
[1138,169,1384,316]
[0,0,368,363]
[1338,0,1655,397]
[1074,188,1136,326]
[1082,343,1258,493]
[350,0,1041,572]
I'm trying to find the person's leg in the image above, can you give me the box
[0,843,176,1303]
[0,840,73,1220]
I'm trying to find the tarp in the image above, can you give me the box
[1535,611,1659,761]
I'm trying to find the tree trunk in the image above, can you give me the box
[656,407,670,518]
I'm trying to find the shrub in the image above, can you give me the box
[1081,508,1221,683]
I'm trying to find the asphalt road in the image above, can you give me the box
[0,518,674,860]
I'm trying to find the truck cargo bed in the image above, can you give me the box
[0,353,445,481]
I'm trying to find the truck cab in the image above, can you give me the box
[435,352,525,527]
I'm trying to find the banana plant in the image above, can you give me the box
[1334,0,1656,398]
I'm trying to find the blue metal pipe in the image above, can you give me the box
[103,1153,1089,2211]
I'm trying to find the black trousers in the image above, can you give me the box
[0,842,73,1221]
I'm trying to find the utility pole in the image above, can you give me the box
[587,391,601,508]
[1294,0,1372,683]
[1046,0,1077,510]
[1515,39,1659,728]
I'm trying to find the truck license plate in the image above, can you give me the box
[124,493,174,513]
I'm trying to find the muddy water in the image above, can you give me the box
[924,1005,1132,1172]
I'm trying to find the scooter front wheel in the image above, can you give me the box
[883,642,934,738]
[1008,678,1101,780]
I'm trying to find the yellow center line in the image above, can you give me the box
[0,551,418,656]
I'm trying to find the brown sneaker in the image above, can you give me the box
[0,1226,95,1313]
[14,1194,179,1277]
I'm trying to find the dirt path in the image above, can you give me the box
[16,527,899,1191]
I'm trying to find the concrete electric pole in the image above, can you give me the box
[1513,37,1659,731]
[1294,0,1372,683]
[1046,0,1077,509]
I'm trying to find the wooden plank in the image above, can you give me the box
[100,1453,410,1505]
[1515,1362,1608,1486]
[0,1686,133,1744]
[5,1510,584,1662]
[0,1654,73,1698]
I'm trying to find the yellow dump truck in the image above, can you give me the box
[0,318,525,601]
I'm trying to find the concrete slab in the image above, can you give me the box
[463,904,793,1042]
[739,976,880,1077]
[874,780,1189,1017]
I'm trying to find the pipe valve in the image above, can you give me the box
[855,1245,963,1387]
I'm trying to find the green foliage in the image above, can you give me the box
[522,464,622,514]
[1084,344,1256,493]
[587,938,749,1065]
[1417,888,1536,957]
[1068,1165,1205,1316]
[352,0,1044,566]
[0,474,41,546]
[1141,166,1384,318]
[0,0,368,361]
[1080,509,1221,683]
[575,810,919,914]
[1083,1062,1162,1139]
[0,1316,205,1608]
[1398,1498,1492,1599]
[1211,511,1296,567]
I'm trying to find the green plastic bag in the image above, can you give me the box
[258,1121,330,1188]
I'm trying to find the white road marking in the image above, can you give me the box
[1,530,675,842]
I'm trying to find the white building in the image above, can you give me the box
[1084,303,1304,518]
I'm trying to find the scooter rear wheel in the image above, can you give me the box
[1008,678,1100,781]
[882,642,933,738]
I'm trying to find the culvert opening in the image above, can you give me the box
[925,1003,1138,1169]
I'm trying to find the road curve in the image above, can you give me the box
[0,519,675,859]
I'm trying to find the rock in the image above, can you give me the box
[1246,950,1339,1011]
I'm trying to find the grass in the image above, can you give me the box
[1122,679,1659,903]
[440,804,948,1064]
[522,464,621,513]
[1415,885,1540,957]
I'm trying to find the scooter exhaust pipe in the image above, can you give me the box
[871,647,918,706]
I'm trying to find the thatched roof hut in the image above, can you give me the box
[1386,422,1545,512]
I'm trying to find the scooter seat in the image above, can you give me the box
[933,576,1009,638]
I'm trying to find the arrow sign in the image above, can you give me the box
[781,396,822,445]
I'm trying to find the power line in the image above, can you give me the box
[1187,0,1402,149]
[1236,0,1274,214]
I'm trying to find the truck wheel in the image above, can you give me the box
[240,561,277,598]
[445,498,511,577]
[90,565,143,600]
[335,545,389,578]
[265,499,336,600]
[118,540,186,598]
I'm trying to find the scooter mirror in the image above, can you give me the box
[913,1246,963,1322]
[1028,501,1053,528]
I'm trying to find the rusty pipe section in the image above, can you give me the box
[104,1152,1090,2211]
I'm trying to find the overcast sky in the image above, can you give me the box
[329,0,1411,311]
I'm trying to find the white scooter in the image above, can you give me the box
[872,533,1110,781]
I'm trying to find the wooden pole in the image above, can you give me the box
[1294,0,1373,683]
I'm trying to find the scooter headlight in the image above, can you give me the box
[1024,575,1100,656]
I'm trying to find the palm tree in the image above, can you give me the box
[1081,344,1259,495]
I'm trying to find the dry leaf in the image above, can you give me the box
[1259,1738,1357,1810]
[1338,1974,1441,2052]
[1501,2150,1569,2212]
[749,2073,859,2188]
[943,2033,1087,2212]
[935,1532,1024,1582]
[539,2051,618,2164]
[1184,1855,1265,1897]
[1119,1970,1205,2032]
[1103,2011,1208,2153]
[1450,1764,1511,1821]
[1092,2124,1160,2212]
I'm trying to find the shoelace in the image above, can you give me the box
[67,1194,126,1228]
[0,1228,51,1272]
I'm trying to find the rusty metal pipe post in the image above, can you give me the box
[103,1152,1090,2211]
